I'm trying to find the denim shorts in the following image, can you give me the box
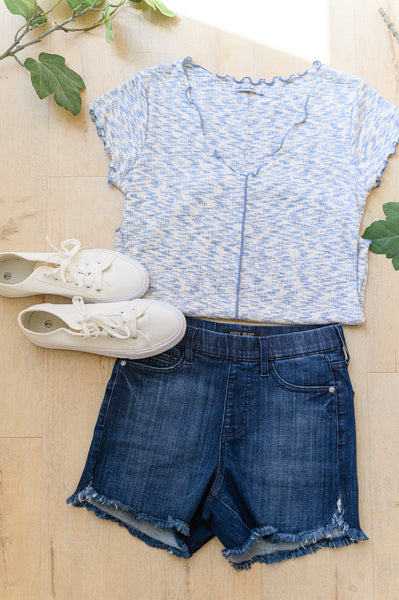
[66,317,369,571]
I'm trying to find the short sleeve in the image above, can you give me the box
[89,72,148,191]
[350,79,399,191]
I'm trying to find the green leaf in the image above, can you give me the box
[4,0,47,25]
[363,222,397,253]
[104,0,113,43]
[382,201,399,222]
[149,0,176,16]
[30,12,46,25]
[130,0,176,16]
[67,0,98,11]
[24,52,85,116]
[362,202,399,269]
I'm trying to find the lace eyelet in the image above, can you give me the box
[43,272,48,277]
[85,285,90,289]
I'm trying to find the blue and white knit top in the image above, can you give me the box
[89,56,399,324]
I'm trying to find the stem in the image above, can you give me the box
[41,0,64,18]
[64,1,126,32]
[379,7,399,45]
[12,54,25,67]
[0,0,113,62]
[15,21,29,41]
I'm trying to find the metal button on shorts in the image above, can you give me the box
[66,317,369,571]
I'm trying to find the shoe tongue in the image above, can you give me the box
[35,253,115,270]
[96,253,114,269]
[132,302,152,328]
[133,304,146,319]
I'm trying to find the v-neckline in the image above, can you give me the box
[178,56,323,177]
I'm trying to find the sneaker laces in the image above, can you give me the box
[72,296,137,340]
[40,229,105,291]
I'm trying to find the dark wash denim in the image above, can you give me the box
[66,317,369,571]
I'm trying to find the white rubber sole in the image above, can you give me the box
[0,248,150,302]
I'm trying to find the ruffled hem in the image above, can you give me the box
[180,56,323,177]
[181,55,323,87]
[89,105,120,189]
[373,133,399,189]
[66,482,191,558]
[222,495,370,571]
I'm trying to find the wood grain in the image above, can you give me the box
[1,0,398,597]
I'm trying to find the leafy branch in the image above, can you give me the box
[1,0,176,115]
[362,203,399,270]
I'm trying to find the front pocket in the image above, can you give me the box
[124,344,184,373]
[270,351,336,392]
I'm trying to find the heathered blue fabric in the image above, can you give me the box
[89,56,399,324]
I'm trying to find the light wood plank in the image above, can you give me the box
[2,0,399,597]
[0,438,42,600]
[0,8,49,438]
[368,373,399,600]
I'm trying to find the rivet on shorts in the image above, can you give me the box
[329,386,335,393]
[120,360,127,366]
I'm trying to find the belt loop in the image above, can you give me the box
[259,337,270,377]
[184,327,198,365]
[334,324,351,365]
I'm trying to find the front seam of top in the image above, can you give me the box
[234,173,251,319]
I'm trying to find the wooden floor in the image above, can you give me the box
[1,0,399,598]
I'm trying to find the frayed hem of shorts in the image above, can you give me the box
[226,534,369,571]
[65,482,192,559]
[222,493,370,571]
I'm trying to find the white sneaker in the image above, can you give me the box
[0,236,149,302]
[17,296,186,359]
